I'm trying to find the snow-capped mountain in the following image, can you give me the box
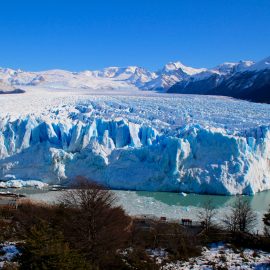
[0,61,204,91]
[93,66,157,88]
[0,68,138,91]
[0,60,247,92]
[168,57,270,103]
[159,61,206,76]
[0,56,269,97]
[141,61,206,90]
[212,60,254,74]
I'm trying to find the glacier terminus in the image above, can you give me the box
[0,85,269,195]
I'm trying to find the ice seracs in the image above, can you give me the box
[0,89,270,195]
[0,115,269,195]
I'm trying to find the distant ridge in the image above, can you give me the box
[0,81,25,94]
[168,56,270,104]
[0,56,269,103]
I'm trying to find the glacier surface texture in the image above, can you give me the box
[0,89,270,195]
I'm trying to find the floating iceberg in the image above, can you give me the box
[0,179,48,189]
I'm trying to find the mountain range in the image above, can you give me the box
[168,56,270,103]
[0,56,269,103]
[0,61,208,91]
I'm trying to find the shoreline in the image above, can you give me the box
[3,187,266,234]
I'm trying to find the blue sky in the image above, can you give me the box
[0,0,269,71]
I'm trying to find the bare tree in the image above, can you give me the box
[222,196,257,233]
[60,177,117,211]
[59,176,131,266]
[197,199,217,231]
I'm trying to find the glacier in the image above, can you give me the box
[0,89,270,195]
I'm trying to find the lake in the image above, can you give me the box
[130,190,270,211]
[2,188,270,212]
[2,188,269,232]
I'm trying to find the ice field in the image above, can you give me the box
[0,86,270,195]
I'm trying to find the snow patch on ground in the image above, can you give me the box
[0,242,20,268]
[161,243,270,270]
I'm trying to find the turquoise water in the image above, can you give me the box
[2,188,270,212]
[131,190,270,211]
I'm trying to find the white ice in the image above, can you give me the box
[0,86,270,195]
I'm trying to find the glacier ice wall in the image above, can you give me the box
[0,116,270,195]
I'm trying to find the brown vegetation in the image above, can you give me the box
[0,178,269,269]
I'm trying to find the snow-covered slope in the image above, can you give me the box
[0,59,255,92]
[141,62,206,90]
[247,56,270,71]
[0,86,270,195]
[187,60,255,83]
[213,60,254,74]
[0,68,138,91]
[168,57,270,103]
[0,81,14,91]
[0,63,195,91]
[0,81,24,94]
[92,66,157,88]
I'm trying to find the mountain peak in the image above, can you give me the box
[161,61,206,76]
[0,55,268,92]
[164,61,185,70]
